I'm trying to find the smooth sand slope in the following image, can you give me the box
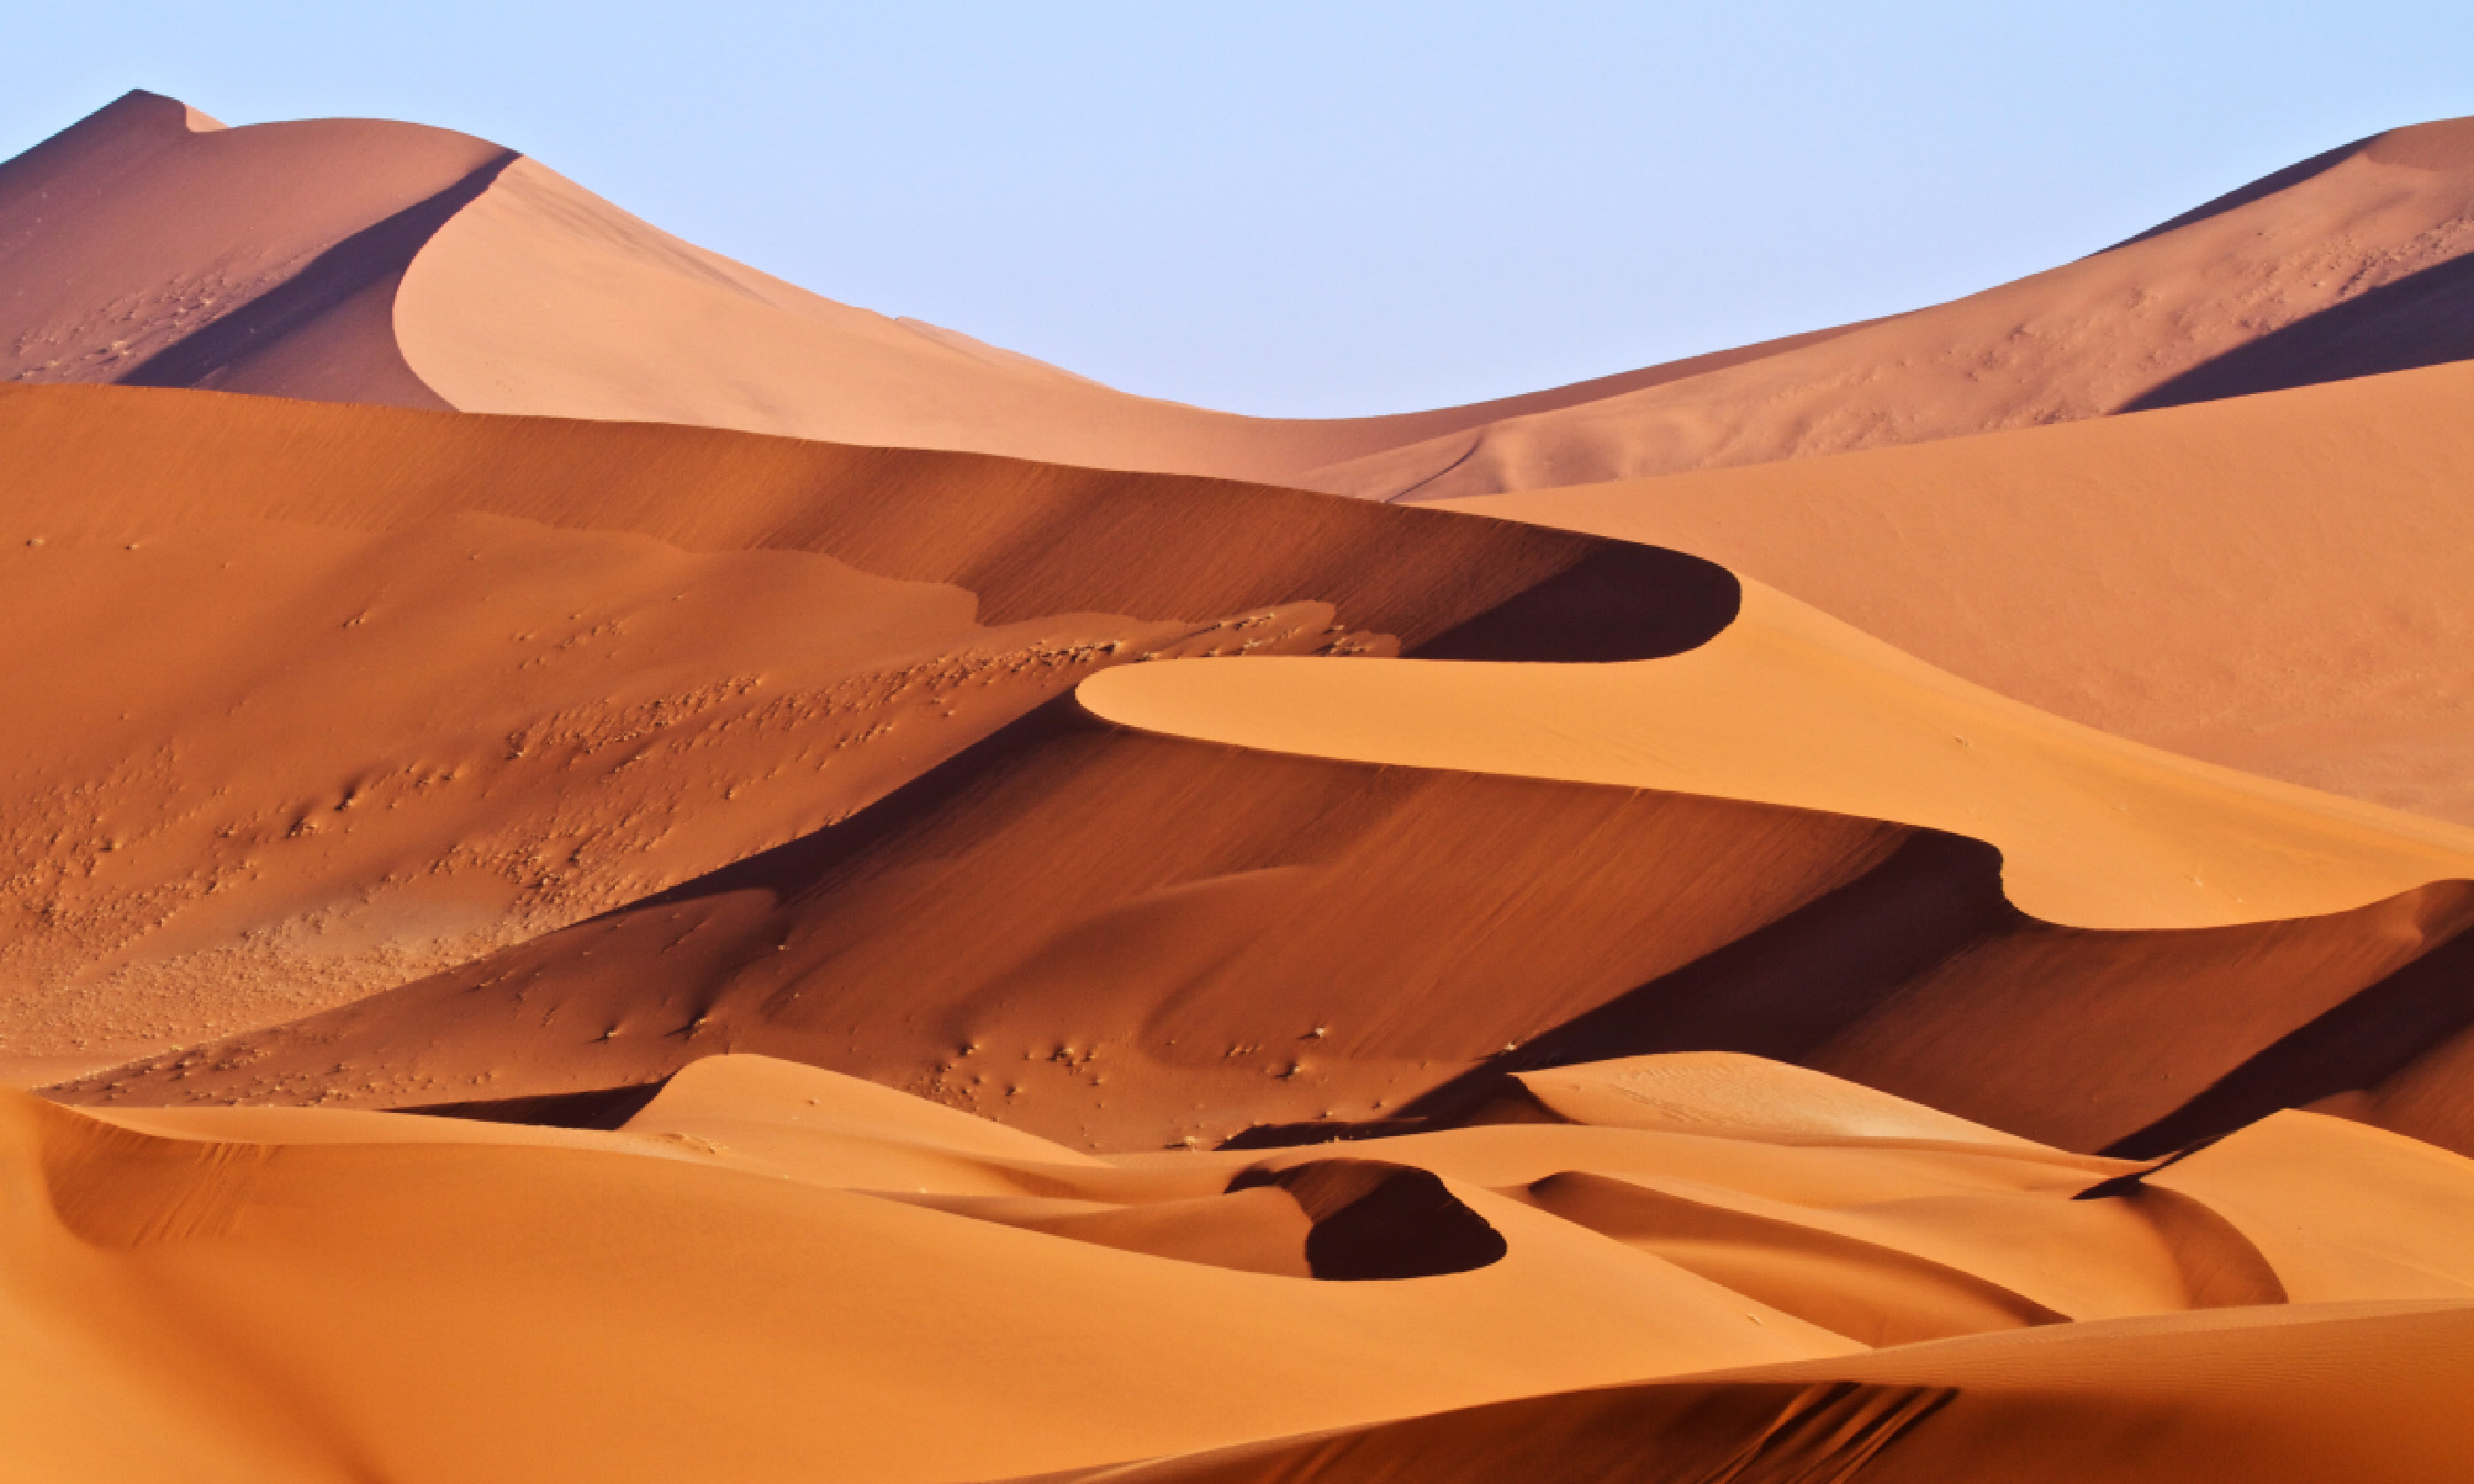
[13,94,2474,496]
[0,378,1720,1084]
[12,1051,2474,1481]
[1438,358,2474,827]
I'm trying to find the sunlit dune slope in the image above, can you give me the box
[69,597,2474,1157]
[394,153,1840,483]
[1079,583,2474,930]
[15,1052,2474,1481]
[1436,357,2474,826]
[16,95,2474,496]
[0,381,1720,1084]
[1324,117,2474,497]
[1,92,1844,485]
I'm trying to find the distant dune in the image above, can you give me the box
[7,89,2474,1481]
[13,93,2474,496]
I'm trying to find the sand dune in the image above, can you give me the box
[9,89,2474,1480]
[0,90,505,405]
[6,92,1824,486]
[1066,1301,2474,1482]
[1324,117,2474,498]
[11,1053,2474,1480]
[16,94,2474,500]
[1080,582,2474,930]
[61,569,2474,1158]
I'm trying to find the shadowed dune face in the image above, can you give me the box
[0,510,1192,1081]
[0,381,1737,1084]
[1226,1160,1509,1281]
[60,702,2474,1160]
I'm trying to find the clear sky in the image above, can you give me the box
[4,3,2470,417]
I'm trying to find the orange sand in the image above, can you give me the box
[6,90,2474,1481]
[12,1054,2474,1480]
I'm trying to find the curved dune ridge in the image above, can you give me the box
[1434,356,2474,827]
[13,92,2474,497]
[9,87,2474,1480]
[11,1052,2474,1480]
[11,376,2474,1168]
[1078,582,2474,931]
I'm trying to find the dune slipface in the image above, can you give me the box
[4,90,2474,1480]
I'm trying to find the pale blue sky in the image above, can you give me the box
[4,4,2469,416]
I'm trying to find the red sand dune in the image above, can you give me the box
[8,92,2474,1480]
[0,377,1740,1088]
[16,93,2474,497]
